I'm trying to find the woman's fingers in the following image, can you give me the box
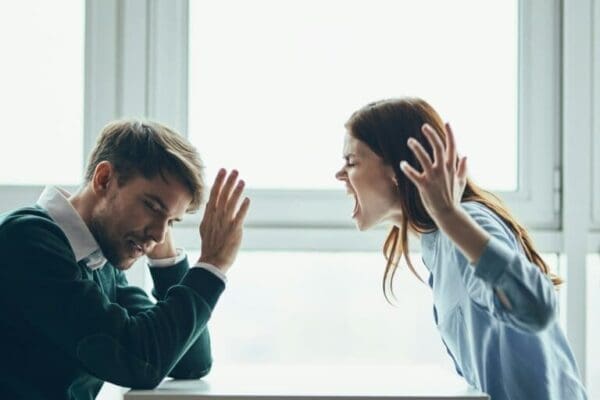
[457,156,468,180]
[445,122,457,168]
[421,124,445,166]
[408,138,433,174]
[400,160,424,187]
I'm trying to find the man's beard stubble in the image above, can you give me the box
[88,209,129,270]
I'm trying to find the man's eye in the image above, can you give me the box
[144,201,160,213]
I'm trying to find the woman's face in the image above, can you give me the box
[335,131,402,230]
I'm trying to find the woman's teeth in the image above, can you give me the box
[352,195,359,218]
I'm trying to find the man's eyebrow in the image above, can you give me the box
[144,194,183,222]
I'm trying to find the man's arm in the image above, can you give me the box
[0,216,223,389]
[0,172,249,390]
[115,257,215,379]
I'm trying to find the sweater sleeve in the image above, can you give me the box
[114,259,214,379]
[453,202,557,333]
[0,215,224,389]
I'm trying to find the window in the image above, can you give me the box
[2,0,585,389]
[189,0,518,191]
[183,0,564,370]
[0,1,84,186]
[593,1,600,228]
[176,250,559,367]
[186,250,453,367]
[586,254,600,399]
[188,0,560,235]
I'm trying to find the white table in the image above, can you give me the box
[125,365,489,400]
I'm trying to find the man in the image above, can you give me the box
[0,120,250,399]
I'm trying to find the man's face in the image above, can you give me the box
[90,171,192,270]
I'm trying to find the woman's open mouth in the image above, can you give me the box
[352,194,360,218]
[346,187,360,219]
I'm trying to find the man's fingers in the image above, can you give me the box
[226,180,246,218]
[206,168,227,209]
[217,170,239,209]
[233,197,251,227]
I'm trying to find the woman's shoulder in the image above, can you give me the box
[460,201,519,247]
[462,201,504,225]
[461,200,492,216]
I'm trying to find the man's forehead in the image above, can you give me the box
[145,190,190,217]
[128,174,192,213]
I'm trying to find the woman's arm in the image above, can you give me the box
[402,123,556,332]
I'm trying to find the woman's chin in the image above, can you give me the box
[353,214,374,231]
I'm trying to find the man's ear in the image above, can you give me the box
[91,161,115,195]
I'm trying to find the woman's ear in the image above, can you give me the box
[387,165,399,187]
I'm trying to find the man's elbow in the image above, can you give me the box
[129,375,164,390]
[169,362,212,380]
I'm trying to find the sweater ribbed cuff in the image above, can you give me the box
[149,257,189,300]
[180,267,225,310]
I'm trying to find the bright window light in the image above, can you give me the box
[0,1,85,185]
[177,250,558,366]
[189,0,518,191]
[188,250,453,367]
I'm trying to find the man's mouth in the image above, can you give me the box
[127,239,145,257]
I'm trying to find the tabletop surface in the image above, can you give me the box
[124,365,489,400]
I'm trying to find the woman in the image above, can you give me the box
[335,97,587,399]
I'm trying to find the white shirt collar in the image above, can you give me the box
[36,186,107,270]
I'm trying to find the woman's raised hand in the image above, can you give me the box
[400,123,468,222]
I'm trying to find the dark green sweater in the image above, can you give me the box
[0,206,225,400]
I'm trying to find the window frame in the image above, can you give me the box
[178,0,562,251]
[592,0,600,233]
[0,0,596,383]
[0,0,562,250]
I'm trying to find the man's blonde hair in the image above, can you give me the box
[85,120,205,212]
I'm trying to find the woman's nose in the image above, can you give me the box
[335,168,346,181]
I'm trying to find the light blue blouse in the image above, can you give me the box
[420,201,587,400]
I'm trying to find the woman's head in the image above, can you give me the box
[338,97,561,302]
[334,129,401,231]
[340,98,446,233]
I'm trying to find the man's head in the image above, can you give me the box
[84,120,204,270]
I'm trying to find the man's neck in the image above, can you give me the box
[68,185,95,227]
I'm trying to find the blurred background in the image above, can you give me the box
[0,0,598,398]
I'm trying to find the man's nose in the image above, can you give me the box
[147,220,168,245]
